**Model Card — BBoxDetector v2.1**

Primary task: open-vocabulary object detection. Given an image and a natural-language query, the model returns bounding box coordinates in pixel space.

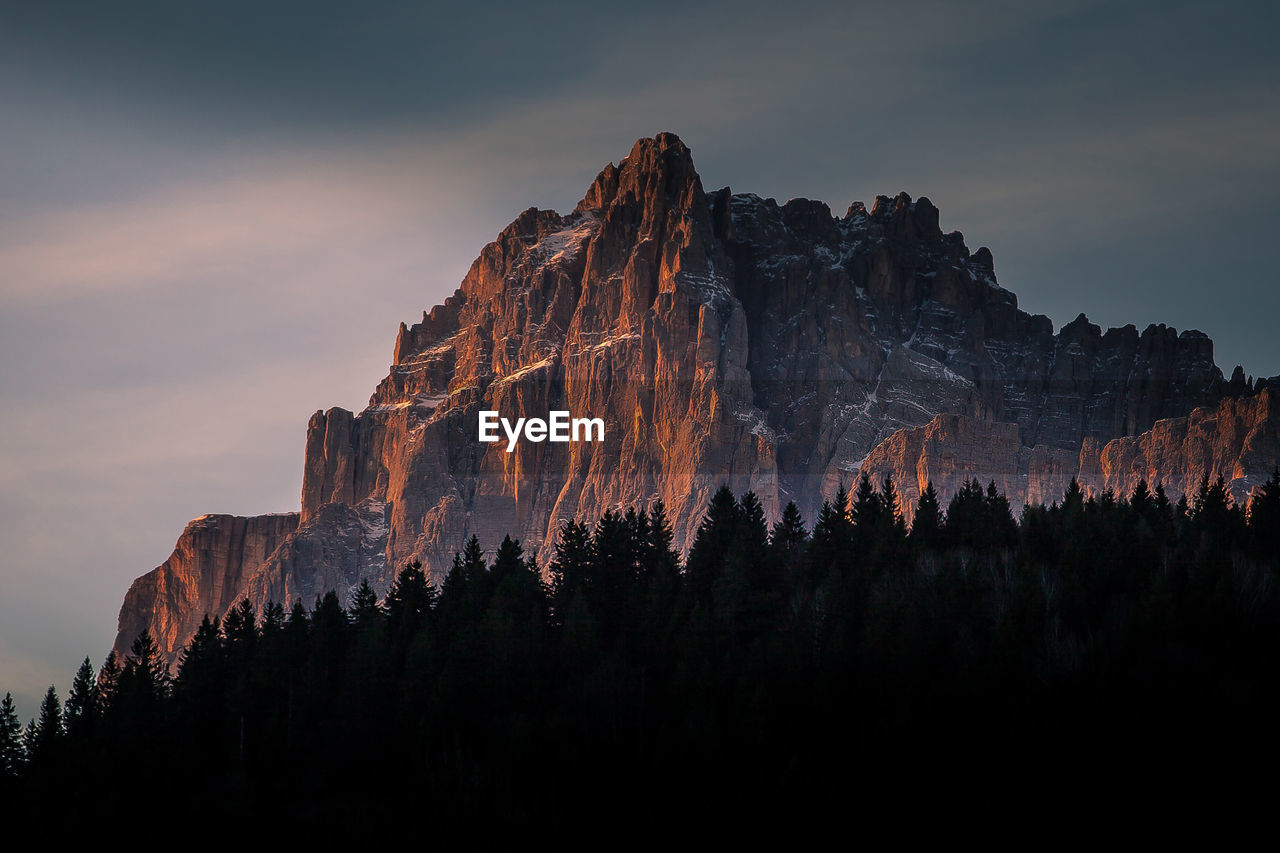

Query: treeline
[4,472,1280,829]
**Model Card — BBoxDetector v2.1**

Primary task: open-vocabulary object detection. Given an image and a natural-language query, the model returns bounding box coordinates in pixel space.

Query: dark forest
[5,472,1280,831]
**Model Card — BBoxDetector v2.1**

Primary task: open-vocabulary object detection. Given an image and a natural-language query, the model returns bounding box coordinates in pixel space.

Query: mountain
[114,133,1280,664]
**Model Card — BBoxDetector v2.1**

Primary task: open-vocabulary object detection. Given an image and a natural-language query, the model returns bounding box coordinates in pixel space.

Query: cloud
[1,151,458,303]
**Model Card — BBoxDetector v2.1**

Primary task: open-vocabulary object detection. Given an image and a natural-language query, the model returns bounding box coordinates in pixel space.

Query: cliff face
[1095,388,1279,502]
[113,513,299,661]
[114,133,1278,665]
[860,389,1279,521]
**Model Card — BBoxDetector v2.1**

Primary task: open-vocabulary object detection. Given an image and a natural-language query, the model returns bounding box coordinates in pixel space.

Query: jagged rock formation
[1095,388,1278,503]
[115,513,298,661]
[860,389,1279,522]
[114,133,1280,665]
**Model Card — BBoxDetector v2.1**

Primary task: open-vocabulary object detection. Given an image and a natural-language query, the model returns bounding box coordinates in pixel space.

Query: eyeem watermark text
[479,411,604,452]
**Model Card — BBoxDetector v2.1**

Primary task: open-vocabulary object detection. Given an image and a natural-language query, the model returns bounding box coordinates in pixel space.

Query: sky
[2,0,1278,719]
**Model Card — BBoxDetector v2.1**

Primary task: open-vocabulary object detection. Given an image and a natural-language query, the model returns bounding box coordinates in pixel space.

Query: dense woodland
[4,472,1280,829]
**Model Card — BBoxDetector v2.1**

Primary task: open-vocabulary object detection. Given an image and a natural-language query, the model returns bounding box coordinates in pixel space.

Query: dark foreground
[4,473,1280,833]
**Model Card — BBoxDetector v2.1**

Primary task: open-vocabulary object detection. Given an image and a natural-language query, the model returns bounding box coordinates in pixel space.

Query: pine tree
[549,519,594,623]
[1131,479,1152,517]
[911,482,942,548]
[811,486,854,583]
[1174,492,1190,524]
[311,591,348,646]
[645,500,682,591]
[590,510,633,632]
[944,479,988,548]
[627,508,653,584]
[489,535,543,625]
[284,599,310,674]
[175,615,224,698]
[881,476,907,535]
[1062,477,1085,516]
[30,686,64,767]
[459,535,487,581]
[733,491,770,573]
[1153,481,1172,519]
[261,601,286,637]
[307,591,349,706]
[718,491,773,640]
[490,536,528,581]
[0,693,23,777]
[439,536,489,631]
[1248,469,1280,557]
[350,579,383,628]
[21,721,36,768]
[222,598,258,662]
[65,656,99,741]
[685,486,740,607]
[985,480,1017,547]
[851,473,882,533]
[124,630,169,704]
[96,651,121,717]
[769,501,807,577]
[831,482,852,531]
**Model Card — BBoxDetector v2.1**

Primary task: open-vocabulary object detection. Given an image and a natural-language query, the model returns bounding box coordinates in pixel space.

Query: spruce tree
[549,519,594,624]
[125,630,169,704]
[590,510,633,632]
[1248,469,1280,557]
[65,656,99,741]
[851,473,882,533]
[222,599,258,662]
[262,601,286,637]
[490,536,528,581]
[718,491,772,640]
[96,651,121,717]
[1062,477,1085,516]
[645,500,682,592]
[944,479,987,548]
[489,536,541,620]
[810,486,854,584]
[984,480,1017,547]
[311,592,348,647]
[282,599,311,695]
[1131,479,1152,517]
[685,486,740,607]
[1153,481,1173,522]
[439,536,489,631]
[733,491,770,574]
[30,686,64,767]
[769,501,808,578]
[1174,493,1190,523]
[21,721,36,768]
[627,508,653,584]
[831,482,853,531]
[880,476,907,537]
[911,482,942,548]
[174,616,224,701]
[0,693,23,778]
[350,579,383,628]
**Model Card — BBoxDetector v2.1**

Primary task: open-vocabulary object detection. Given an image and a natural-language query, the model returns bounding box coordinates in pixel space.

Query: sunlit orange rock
[114,134,1275,666]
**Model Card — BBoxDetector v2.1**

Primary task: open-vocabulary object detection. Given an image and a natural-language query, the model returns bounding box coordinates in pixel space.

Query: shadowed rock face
[114,133,1277,665]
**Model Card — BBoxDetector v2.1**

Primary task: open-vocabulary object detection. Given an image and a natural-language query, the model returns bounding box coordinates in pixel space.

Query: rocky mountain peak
[574,132,701,212]
[113,133,1278,667]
